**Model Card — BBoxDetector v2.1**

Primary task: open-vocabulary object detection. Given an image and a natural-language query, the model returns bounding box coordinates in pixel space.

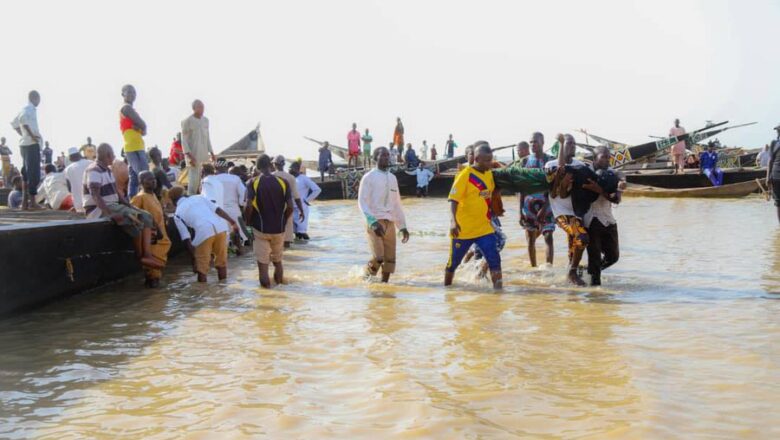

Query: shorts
[105,202,153,238]
[521,193,555,234]
[773,178,780,206]
[253,229,284,264]
[194,232,228,274]
[446,233,501,273]
[349,150,360,158]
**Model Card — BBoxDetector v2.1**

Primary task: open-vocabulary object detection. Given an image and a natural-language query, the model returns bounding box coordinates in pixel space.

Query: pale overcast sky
[1,0,778,165]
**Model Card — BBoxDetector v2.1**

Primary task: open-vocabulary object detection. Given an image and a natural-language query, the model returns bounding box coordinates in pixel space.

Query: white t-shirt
[11,103,41,147]
[37,172,70,210]
[64,159,91,213]
[412,168,434,187]
[200,175,224,208]
[213,172,246,213]
[544,158,585,218]
[174,195,229,247]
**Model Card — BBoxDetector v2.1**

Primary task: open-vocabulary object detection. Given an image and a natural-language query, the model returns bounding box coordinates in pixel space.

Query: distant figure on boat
[389,143,399,166]
[699,143,723,186]
[290,160,322,240]
[119,85,148,198]
[318,142,333,182]
[757,144,771,168]
[0,137,12,186]
[347,123,361,169]
[669,118,687,174]
[42,141,53,165]
[361,128,373,168]
[358,146,410,283]
[767,123,780,223]
[80,136,97,161]
[404,143,419,169]
[421,140,429,160]
[445,134,458,159]
[430,144,438,161]
[169,132,184,167]
[11,90,43,210]
[181,99,215,195]
[36,164,73,211]
[393,117,404,151]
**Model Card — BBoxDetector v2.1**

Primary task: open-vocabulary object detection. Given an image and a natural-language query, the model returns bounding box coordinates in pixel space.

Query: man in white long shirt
[64,147,91,213]
[10,90,43,209]
[289,161,322,240]
[170,186,238,283]
[213,161,249,249]
[272,155,305,247]
[358,147,410,282]
[181,99,215,195]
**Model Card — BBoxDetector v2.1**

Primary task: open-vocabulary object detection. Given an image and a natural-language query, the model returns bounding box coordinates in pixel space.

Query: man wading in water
[358,147,410,282]
[445,143,503,290]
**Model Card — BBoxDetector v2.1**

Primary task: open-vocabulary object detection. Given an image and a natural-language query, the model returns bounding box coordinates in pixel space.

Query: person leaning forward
[170,186,238,283]
[358,147,410,283]
[244,154,293,288]
[84,143,164,272]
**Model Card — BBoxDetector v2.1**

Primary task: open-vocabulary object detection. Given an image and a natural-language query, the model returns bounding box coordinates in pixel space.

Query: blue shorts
[446,233,501,273]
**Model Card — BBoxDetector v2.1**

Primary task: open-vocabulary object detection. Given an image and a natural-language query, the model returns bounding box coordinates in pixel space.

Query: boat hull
[624,169,765,188]
[623,180,760,198]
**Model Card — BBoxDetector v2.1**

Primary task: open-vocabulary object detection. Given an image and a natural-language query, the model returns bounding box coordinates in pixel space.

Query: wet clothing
[131,191,172,280]
[253,230,284,264]
[358,168,407,229]
[448,167,495,240]
[366,219,398,275]
[446,233,501,273]
[492,165,550,195]
[472,217,507,262]
[246,174,292,235]
[586,219,619,285]
[556,215,590,270]
[293,174,321,234]
[173,195,230,247]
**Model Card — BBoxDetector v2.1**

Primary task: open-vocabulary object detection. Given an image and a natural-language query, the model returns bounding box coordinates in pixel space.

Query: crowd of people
[5,88,780,291]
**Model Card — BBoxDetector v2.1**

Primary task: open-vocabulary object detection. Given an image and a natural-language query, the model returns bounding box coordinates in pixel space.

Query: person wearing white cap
[64,146,92,213]
[272,155,305,247]
[767,122,780,223]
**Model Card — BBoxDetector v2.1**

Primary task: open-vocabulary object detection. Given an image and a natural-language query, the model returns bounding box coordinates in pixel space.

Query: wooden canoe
[622,180,760,198]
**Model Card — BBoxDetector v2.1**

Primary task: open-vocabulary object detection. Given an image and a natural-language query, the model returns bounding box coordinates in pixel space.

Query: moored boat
[624,168,766,188]
[622,180,760,198]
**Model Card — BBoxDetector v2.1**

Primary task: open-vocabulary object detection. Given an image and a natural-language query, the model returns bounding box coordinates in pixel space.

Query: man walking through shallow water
[445,142,503,290]
[358,147,410,283]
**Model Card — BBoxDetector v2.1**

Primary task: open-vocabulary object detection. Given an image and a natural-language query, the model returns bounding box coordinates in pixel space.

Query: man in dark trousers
[584,147,623,286]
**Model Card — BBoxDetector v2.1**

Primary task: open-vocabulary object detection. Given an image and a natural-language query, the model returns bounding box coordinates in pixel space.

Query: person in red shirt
[169,132,184,166]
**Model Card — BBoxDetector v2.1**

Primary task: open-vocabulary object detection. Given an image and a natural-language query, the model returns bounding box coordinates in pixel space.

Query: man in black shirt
[244,154,293,287]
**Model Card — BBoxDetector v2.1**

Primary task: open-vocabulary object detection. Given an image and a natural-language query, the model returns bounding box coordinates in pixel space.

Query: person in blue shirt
[404,143,419,169]
[699,143,723,186]
[8,176,24,209]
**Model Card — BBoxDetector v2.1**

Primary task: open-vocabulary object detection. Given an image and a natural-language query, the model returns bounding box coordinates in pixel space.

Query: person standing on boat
[393,117,404,151]
[85,143,164,272]
[757,144,771,168]
[445,134,458,159]
[445,142,502,289]
[10,90,43,210]
[347,123,361,169]
[519,133,555,268]
[119,85,149,198]
[169,133,184,166]
[181,99,215,195]
[699,143,724,186]
[80,136,97,161]
[544,134,589,286]
[767,123,780,223]
[362,128,373,168]
[42,141,53,165]
[272,155,305,248]
[584,147,622,286]
[388,143,399,166]
[669,118,687,174]
[318,141,333,182]
[0,137,12,186]
[430,144,438,161]
[358,146,410,283]
[421,140,429,160]
[290,160,322,240]
[131,171,172,288]
[245,154,293,288]
[404,143,419,169]
[170,186,237,283]
[64,147,91,214]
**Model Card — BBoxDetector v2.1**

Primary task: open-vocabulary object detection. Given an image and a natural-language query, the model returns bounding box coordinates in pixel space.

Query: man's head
[67,146,81,162]
[289,161,302,176]
[176,132,181,142]
[201,162,216,177]
[44,164,56,175]
[448,134,453,140]
[11,176,22,190]
[365,128,370,134]
[397,117,401,123]
[161,159,171,171]
[256,154,273,174]
[529,132,544,156]
[44,141,50,148]
[465,145,476,165]
[0,137,5,145]
[121,85,136,104]
[407,143,413,151]
[674,118,680,127]
[560,134,577,163]
[87,136,92,144]
[472,141,494,172]
[516,141,530,158]
[423,140,427,145]
[138,170,157,193]
[28,90,41,107]
[374,147,390,170]
[168,186,186,205]
[96,143,115,166]
[594,146,611,170]
[352,122,357,130]
[323,141,330,148]
[148,146,162,165]
[556,133,564,144]
[418,162,425,169]
[774,123,780,135]
[273,155,285,171]
[192,99,204,118]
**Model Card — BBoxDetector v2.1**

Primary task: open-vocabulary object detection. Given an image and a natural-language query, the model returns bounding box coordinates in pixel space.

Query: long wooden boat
[624,168,765,188]
[622,180,760,198]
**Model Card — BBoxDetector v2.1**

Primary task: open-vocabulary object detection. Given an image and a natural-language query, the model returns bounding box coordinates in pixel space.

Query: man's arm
[215,207,238,232]
[180,119,193,157]
[89,182,121,222]
[449,200,460,238]
[283,186,294,224]
[121,104,146,134]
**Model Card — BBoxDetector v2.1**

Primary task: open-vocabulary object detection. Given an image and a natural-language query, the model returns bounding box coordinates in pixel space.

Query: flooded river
[1,197,779,439]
